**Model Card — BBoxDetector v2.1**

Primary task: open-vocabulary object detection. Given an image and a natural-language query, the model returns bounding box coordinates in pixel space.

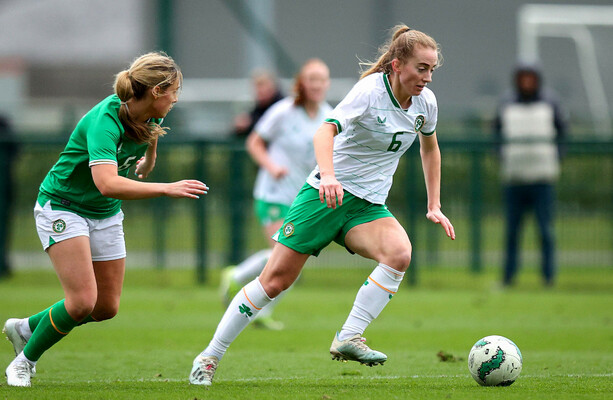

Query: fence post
[469,149,483,273]
[153,149,168,269]
[426,216,440,267]
[0,134,11,278]
[405,149,419,285]
[195,141,208,284]
[228,146,247,265]
[157,0,174,55]
[151,149,168,269]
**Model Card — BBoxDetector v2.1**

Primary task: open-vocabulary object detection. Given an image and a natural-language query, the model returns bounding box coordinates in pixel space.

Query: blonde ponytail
[113,52,182,144]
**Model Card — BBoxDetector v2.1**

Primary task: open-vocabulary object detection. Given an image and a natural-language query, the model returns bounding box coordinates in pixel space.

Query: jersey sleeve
[253,98,288,142]
[325,79,371,134]
[420,89,438,136]
[87,113,122,167]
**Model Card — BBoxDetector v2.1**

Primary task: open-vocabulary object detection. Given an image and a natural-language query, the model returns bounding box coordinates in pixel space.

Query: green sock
[28,302,97,331]
[23,299,79,362]
[27,303,57,332]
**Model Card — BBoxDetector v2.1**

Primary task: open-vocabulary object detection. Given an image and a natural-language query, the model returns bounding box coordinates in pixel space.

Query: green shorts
[254,199,291,226]
[275,184,395,256]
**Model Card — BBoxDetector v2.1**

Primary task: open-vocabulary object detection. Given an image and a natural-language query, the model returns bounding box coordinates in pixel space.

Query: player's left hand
[135,156,155,179]
[426,207,455,240]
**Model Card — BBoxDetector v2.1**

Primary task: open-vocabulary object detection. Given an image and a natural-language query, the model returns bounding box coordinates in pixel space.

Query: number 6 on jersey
[387,131,406,152]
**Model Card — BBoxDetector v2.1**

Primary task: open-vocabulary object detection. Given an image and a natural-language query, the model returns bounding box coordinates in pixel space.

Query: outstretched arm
[92,164,208,200]
[419,132,455,240]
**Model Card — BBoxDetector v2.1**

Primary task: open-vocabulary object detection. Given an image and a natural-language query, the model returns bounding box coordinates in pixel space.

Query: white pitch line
[67,372,613,384]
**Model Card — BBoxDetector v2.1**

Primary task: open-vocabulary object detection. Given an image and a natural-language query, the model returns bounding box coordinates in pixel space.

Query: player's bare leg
[330,218,411,366]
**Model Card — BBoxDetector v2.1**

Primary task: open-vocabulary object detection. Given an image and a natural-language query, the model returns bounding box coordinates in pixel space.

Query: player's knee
[92,305,119,321]
[66,296,97,321]
[261,276,291,298]
[384,247,412,272]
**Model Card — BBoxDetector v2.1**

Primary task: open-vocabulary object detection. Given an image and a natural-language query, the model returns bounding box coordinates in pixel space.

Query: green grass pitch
[1,265,612,399]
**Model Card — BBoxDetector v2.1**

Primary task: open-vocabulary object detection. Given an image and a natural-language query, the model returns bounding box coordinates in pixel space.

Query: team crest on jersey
[376,116,387,125]
[415,115,425,132]
[52,219,66,233]
[283,222,295,237]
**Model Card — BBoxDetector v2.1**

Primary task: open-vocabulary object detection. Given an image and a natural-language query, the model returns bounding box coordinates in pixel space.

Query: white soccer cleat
[3,318,29,356]
[189,355,219,386]
[3,318,36,376]
[330,332,387,366]
[5,358,34,387]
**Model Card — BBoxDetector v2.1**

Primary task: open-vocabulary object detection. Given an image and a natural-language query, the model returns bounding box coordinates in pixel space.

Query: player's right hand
[268,164,289,180]
[319,174,343,209]
[166,180,208,199]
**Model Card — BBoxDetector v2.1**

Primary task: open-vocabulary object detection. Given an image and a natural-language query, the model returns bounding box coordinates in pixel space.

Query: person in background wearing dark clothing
[0,115,16,278]
[494,62,567,287]
[232,69,284,138]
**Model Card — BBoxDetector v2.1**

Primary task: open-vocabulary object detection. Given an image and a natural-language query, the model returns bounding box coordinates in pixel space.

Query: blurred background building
[1,0,612,136]
[0,0,611,280]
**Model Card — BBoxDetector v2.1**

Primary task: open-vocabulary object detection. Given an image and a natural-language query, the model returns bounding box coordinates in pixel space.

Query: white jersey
[253,97,333,205]
[306,72,438,204]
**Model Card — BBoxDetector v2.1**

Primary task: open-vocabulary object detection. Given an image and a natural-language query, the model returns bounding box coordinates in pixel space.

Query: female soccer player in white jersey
[219,59,332,330]
[3,52,208,387]
[190,25,455,386]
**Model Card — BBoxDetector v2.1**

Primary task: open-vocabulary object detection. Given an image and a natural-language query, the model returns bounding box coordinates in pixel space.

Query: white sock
[338,263,404,341]
[15,351,36,366]
[256,288,288,319]
[233,249,272,284]
[201,278,273,360]
[19,318,33,340]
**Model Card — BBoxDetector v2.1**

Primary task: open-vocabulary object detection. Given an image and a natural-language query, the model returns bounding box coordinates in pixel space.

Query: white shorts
[34,201,126,262]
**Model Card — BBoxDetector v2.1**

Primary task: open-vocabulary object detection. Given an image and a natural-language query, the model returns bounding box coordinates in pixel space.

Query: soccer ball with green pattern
[468,335,522,386]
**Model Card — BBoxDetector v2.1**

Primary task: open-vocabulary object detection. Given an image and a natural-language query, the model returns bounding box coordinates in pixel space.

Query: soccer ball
[467,335,522,386]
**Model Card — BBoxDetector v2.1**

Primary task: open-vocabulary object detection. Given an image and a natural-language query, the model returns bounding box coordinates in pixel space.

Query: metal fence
[1,135,612,283]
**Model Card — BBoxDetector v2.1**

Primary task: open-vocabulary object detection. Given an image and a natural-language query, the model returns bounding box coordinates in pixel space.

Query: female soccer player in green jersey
[189,25,455,386]
[3,52,208,387]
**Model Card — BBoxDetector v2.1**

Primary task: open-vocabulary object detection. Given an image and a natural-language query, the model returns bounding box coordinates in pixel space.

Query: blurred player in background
[494,62,567,287]
[190,25,455,386]
[232,69,284,138]
[3,52,208,387]
[220,59,332,330]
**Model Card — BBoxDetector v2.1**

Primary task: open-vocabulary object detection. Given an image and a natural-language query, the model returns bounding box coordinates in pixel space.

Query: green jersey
[38,94,158,219]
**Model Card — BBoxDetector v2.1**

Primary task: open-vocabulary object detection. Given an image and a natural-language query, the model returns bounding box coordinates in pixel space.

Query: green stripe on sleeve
[325,118,342,133]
